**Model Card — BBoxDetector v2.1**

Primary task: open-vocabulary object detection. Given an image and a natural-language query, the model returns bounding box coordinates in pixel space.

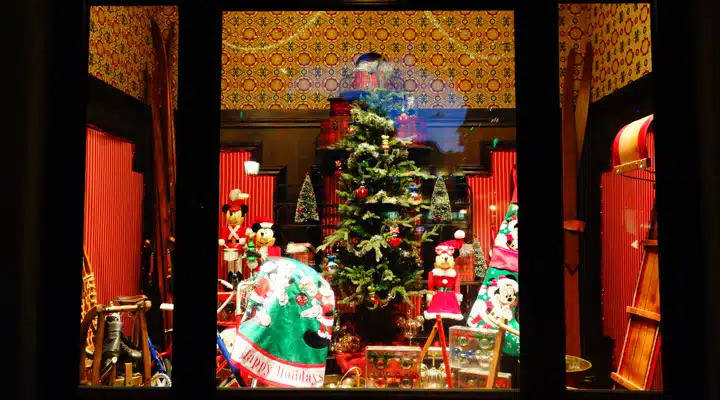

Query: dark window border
[35,0,704,397]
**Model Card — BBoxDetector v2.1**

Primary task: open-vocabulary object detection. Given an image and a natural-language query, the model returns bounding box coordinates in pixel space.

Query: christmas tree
[473,236,488,279]
[429,176,452,222]
[317,89,437,310]
[295,173,320,223]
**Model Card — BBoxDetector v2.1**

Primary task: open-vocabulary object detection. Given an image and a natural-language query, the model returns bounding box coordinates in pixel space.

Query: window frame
[38,0,688,398]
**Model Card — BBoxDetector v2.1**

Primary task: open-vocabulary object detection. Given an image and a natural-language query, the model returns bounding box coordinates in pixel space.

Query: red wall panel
[467,151,517,261]
[601,133,661,388]
[218,150,276,279]
[83,128,144,307]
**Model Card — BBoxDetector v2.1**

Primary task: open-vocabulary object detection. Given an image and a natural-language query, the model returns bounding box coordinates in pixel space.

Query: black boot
[100,314,123,377]
[119,334,144,364]
[119,340,143,369]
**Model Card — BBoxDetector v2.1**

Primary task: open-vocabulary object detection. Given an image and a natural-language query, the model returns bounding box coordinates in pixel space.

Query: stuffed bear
[219,189,250,286]
[424,230,465,321]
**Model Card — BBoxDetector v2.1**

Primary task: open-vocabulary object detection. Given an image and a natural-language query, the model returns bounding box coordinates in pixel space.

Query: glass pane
[558,3,659,391]
[81,6,178,388]
[216,10,521,390]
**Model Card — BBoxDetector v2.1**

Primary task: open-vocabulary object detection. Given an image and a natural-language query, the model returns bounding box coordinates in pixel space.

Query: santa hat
[435,230,467,255]
[496,275,519,291]
[253,216,274,229]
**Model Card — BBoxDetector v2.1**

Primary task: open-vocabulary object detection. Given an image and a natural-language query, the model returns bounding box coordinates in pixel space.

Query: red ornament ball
[335,170,342,177]
[388,236,402,247]
[348,128,355,134]
[355,186,369,199]
[295,293,308,306]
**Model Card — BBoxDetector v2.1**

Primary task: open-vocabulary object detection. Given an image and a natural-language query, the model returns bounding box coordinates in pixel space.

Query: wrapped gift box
[456,243,475,282]
[449,326,498,371]
[457,369,512,389]
[285,242,316,267]
[365,346,422,389]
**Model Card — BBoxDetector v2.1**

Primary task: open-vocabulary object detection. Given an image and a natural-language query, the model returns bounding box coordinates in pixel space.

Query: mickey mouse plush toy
[249,217,282,265]
[219,189,250,286]
[424,230,466,321]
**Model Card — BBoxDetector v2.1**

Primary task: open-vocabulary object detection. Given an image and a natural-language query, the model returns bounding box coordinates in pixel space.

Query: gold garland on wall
[222,11,324,52]
[222,11,514,62]
[422,11,514,62]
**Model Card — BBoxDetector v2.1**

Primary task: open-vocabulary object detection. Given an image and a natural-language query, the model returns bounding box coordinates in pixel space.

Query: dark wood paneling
[215,0,517,11]
[86,74,151,143]
[221,108,516,128]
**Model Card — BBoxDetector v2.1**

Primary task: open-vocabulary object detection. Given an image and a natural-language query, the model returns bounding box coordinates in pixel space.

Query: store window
[79,6,178,388]
[215,10,522,390]
[558,3,659,392]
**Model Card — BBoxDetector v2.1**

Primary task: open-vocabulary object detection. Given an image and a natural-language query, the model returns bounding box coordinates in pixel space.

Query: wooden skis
[561,41,593,356]
[148,21,177,334]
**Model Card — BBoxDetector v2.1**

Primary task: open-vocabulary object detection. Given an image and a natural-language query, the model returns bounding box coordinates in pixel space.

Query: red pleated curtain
[84,127,144,333]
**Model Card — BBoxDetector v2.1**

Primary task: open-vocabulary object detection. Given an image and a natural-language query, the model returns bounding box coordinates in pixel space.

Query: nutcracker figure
[424,230,466,321]
[219,189,250,286]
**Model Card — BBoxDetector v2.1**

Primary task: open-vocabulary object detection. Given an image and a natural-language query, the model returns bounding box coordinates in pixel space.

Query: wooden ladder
[610,203,661,390]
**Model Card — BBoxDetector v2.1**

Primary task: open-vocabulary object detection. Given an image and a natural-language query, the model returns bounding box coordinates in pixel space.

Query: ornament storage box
[456,243,475,282]
[457,369,512,389]
[365,346,422,389]
[449,326,498,371]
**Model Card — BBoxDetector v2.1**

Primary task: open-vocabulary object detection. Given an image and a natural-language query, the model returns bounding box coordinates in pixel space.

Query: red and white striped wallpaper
[467,151,518,260]
[83,127,144,307]
[600,133,661,388]
[218,150,276,279]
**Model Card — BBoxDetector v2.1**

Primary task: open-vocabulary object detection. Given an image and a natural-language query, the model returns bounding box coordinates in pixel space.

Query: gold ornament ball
[341,377,356,387]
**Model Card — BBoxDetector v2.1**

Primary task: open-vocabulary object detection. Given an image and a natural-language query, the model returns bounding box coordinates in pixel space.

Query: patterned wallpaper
[221,11,516,110]
[559,4,652,104]
[89,6,650,109]
[88,7,153,101]
[88,6,178,104]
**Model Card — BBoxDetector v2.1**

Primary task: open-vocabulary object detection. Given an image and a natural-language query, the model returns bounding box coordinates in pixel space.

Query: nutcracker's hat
[226,188,248,213]
[228,200,244,212]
